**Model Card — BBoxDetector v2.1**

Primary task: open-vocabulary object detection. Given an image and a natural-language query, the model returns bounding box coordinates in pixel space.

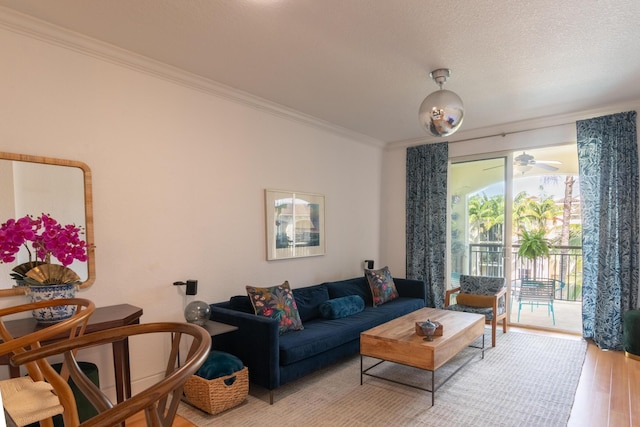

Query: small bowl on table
[418,321,437,341]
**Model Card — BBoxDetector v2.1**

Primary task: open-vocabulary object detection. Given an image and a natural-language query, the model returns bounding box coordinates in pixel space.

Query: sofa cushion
[246,281,304,334]
[324,277,373,306]
[447,304,497,320]
[365,266,399,306]
[229,295,254,314]
[319,295,365,319]
[278,297,425,365]
[293,284,330,322]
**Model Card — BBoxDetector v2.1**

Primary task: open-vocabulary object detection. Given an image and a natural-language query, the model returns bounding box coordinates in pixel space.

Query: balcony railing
[466,243,583,302]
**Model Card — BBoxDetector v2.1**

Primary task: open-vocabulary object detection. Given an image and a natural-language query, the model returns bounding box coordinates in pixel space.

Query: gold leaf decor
[11,261,46,276]
[25,264,80,285]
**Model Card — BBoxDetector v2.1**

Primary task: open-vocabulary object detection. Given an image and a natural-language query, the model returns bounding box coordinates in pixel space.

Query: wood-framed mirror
[0,152,95,296]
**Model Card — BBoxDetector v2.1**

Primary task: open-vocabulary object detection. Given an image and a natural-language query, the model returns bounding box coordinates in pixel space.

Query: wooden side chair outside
[445,275,508,347]
[11,322,212,427]
[0,298,95,427]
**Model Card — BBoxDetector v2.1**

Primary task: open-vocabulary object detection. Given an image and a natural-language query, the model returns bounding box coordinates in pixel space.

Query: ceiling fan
[482,151,562,173]
[514,152,561,173]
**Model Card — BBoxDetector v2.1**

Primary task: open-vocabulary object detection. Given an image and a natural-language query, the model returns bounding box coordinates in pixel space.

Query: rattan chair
[0,298,95,427]
[11,322,212,427]
[445,275,507,347]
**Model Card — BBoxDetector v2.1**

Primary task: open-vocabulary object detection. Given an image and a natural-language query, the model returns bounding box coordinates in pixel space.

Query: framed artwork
[265,189,325,260]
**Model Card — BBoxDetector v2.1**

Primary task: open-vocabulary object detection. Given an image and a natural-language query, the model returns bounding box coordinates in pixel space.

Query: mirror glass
[0,152,95,296]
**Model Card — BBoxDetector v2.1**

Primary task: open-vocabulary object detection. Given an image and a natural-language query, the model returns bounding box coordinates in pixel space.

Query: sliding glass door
[448,146,582,333]
[449,157,511,290]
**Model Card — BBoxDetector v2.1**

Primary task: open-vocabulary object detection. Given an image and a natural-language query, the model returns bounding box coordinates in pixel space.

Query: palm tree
[468,193,504,242]
[557,176,576,282]
[518,195,561,231]
[512,191,531,235]
[513,191,557,279]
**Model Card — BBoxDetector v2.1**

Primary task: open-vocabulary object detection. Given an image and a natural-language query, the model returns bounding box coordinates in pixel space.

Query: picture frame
[265,189,325,260]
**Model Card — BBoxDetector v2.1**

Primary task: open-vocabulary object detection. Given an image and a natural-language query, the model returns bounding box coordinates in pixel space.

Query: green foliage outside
[518,228,551,278]
[466,189,581,245]
[518,229,551,259]
[463,180,582,287]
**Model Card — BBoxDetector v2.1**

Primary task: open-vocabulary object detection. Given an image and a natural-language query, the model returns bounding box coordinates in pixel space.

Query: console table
[0,303,143,404]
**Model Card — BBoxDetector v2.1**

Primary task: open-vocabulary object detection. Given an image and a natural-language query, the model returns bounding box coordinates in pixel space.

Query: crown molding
[0,7,385,149]
[386,101,640,152]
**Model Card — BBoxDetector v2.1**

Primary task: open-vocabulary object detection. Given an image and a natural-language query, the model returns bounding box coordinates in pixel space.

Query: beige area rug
[178,330,587,426]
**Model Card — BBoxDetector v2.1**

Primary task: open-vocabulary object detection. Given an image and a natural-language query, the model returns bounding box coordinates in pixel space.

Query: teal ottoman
[623,309,640,360]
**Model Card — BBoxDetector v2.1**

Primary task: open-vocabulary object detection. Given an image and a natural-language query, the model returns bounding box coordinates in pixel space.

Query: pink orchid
[0,214,89,267]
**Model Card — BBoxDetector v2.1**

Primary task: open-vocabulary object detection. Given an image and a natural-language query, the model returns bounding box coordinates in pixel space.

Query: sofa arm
[209,306,281,391]
[394,278,428,305]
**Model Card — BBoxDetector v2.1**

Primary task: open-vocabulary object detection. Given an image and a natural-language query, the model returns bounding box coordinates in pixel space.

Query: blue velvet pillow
[319,295,365,319]
[195,351,244,381]
[293,284,330,322]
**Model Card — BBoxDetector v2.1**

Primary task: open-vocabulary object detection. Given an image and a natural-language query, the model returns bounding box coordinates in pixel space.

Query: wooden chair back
[12,322,212,427]
[0,298,95,427]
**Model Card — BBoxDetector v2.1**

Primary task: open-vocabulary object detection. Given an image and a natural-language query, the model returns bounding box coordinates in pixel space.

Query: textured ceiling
[1,0,640,144]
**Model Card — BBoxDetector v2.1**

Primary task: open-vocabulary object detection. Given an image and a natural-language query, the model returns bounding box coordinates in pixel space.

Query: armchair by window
[444,275,507,347]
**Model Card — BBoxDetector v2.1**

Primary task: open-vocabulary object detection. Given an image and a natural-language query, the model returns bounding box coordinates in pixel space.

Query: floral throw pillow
[246,281,304,334]
[365,266,399,307]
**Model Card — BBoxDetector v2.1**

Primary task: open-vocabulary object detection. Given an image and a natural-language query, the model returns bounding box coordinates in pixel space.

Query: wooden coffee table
[360,307,485,405]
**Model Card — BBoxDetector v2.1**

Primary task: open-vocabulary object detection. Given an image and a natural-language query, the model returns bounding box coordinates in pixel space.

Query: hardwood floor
[568,341,640,427]
[125,412,196,427]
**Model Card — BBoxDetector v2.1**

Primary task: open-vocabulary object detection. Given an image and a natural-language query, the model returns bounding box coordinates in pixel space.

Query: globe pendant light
[418,68,464,137]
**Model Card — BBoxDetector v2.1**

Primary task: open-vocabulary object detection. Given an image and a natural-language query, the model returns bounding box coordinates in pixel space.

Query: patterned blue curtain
[406,142,448,308]
[577,111,639,350]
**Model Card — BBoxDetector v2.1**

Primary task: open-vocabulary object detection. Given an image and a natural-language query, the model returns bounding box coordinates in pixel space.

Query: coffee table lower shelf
[359,307,486,407]
[360,335,484,406]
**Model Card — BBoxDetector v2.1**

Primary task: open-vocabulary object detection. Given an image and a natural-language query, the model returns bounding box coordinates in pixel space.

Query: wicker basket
[183,366,249,415]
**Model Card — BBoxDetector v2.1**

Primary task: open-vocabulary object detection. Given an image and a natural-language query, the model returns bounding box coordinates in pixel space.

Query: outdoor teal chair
[510,279,521,312]
[517,279,556,325]
[552,279,566,298]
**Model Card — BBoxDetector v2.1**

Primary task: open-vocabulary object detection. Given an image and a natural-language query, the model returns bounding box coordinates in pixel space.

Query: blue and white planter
[27,283,77,323]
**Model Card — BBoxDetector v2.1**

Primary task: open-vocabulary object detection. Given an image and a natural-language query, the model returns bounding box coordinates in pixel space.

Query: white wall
[0,24,383,392]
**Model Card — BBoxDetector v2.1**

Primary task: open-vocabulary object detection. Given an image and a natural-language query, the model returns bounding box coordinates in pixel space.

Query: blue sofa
[209,276,427,403]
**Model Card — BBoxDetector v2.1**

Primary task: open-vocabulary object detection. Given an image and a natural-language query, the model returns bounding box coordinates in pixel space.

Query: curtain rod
[448,121,575,145]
